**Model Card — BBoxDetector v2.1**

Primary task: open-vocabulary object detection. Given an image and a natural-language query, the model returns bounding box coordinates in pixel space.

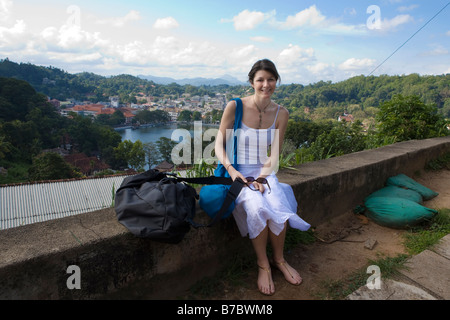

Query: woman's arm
[259,106,289,178]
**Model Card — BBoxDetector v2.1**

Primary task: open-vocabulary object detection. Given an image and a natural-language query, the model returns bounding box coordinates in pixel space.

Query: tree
[114,140,146,171]
[0,134,12,159]
[143,141,160,169]
[28,152,77,181]
[177,110,192,122]
[156,137,177,163]
[110,109,126,126]
[306,121,366,160]
[376,95,449,142]
[192,111,202,121]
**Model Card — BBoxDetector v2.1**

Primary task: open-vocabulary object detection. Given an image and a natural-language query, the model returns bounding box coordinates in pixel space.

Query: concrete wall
[1,136,449,300]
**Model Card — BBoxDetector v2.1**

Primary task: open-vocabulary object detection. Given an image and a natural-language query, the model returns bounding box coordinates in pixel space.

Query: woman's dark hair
[248,59,281,84]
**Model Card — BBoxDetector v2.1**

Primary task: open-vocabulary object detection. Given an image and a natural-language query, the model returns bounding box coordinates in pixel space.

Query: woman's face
[251,70,277,99]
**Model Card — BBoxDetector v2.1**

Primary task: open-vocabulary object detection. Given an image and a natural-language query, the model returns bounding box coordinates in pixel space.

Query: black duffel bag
[114,169,244,244]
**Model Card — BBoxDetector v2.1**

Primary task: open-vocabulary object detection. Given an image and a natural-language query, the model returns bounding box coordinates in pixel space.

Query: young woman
[215,59,311,295]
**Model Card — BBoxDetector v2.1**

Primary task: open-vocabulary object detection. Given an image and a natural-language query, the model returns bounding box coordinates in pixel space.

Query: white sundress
[232,105,311,239]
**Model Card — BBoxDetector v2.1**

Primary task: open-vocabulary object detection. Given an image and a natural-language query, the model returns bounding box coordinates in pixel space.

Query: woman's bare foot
[273,260,302,285]
[257,265,275,295]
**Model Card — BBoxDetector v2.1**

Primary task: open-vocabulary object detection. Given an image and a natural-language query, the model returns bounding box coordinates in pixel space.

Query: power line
[368,1,450,76]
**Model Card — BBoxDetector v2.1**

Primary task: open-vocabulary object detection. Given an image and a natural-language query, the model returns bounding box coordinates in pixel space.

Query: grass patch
[285,228,316,250]
[403,208,450,255]
[425,152,450,171]
[319,253,409,300]
[320,208,450,300]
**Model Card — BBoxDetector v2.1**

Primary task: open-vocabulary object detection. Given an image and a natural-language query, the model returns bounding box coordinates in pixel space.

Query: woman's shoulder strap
[231,98,243,129]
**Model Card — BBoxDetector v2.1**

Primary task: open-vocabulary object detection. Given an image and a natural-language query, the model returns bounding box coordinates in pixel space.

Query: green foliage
[275,74,450,123]
[285,120,334,148]
[295,121,367,162]
[114,140,146,171]
[376,95,449,142]
[177,110,193,122]
[403,209,450,255]
[1,58,449,183]
[130,109,170,125]
[28,152,80,181]
[182,159,216,181]
[156,137,178,163]
[425,152,450,171]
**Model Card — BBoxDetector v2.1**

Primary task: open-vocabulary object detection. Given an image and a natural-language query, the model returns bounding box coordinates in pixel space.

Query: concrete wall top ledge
[0,208,127,269]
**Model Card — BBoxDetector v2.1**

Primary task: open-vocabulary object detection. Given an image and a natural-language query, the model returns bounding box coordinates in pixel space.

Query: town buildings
[57,93,227,124]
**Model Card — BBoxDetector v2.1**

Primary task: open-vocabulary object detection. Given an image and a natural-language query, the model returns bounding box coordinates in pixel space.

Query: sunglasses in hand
[245,177,271,194]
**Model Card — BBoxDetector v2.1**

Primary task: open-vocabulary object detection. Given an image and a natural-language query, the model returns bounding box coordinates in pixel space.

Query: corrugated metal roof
[0,175,132,230]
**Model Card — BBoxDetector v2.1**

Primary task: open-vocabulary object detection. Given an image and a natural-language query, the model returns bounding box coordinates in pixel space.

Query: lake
[117,122,220,170]
[116,122,219,144]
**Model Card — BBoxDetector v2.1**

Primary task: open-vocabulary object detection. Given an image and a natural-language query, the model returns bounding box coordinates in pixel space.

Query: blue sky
[0,0,449,84]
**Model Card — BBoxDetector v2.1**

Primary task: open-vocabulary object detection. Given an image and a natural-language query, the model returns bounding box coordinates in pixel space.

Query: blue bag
[199,98,243,219]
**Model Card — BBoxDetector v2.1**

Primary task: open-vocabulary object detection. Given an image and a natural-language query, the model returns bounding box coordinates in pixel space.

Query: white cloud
[278,44,315,65]
[230,9,271,31]
[274,44,316,79]
[380,14,413,30]
[97,10,141,27]
[0,19,27,48]
[321,23,366,36]
[229,44,258,61]
[250,36,272,43]
[338,58,376,71]
[116,40,149,64]
[307,62,330,74]
[0,0,13,23]
[48,51,103,63]
[397,5,419,13]
[274,5,365,36]
[225,44,259,73]
[121,36,224,68]
[420,45,449,57]
[153,17,179,30]
[56,24,108,51]
[280,5,326,29]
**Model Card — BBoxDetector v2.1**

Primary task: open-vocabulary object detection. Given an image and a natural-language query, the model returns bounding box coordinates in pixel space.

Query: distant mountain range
[137,74,246,86]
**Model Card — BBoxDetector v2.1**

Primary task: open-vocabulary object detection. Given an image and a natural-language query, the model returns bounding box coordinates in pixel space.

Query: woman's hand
[251,181,265,194]
[227,166,247,184]
[228,166,265,193]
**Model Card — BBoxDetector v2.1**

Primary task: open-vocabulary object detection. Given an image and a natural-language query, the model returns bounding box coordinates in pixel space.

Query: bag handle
[176,175,233,185]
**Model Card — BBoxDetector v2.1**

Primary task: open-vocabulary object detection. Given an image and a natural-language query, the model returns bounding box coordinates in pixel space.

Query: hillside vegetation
[0,58,448,183]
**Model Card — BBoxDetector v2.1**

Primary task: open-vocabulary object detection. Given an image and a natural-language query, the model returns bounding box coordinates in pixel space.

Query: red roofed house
[63,104,135,124]
[338,113,354,123]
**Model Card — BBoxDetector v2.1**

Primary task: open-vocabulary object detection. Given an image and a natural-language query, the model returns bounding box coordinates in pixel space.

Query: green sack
[386,174,438,200]
[365,186,423,204]
[364,196,437,229]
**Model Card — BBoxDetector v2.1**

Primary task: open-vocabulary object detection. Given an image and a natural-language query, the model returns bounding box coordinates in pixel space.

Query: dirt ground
[207,169,450,300]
